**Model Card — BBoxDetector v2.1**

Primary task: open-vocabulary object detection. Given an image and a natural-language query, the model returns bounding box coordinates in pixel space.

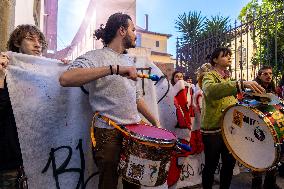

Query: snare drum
[118,124,177,186]
[222,97,284,172]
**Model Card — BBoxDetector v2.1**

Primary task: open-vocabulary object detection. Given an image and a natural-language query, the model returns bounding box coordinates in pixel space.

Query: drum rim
[221,104,281,172]
[122,124,177,146]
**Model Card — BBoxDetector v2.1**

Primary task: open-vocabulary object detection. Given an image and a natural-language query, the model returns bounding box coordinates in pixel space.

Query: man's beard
[123,34,136,49]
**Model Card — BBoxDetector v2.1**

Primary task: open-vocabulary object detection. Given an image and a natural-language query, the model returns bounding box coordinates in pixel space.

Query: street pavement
[186,172,284,189]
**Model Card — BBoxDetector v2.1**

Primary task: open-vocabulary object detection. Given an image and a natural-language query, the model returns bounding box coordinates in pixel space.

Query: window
[156,41,159,47]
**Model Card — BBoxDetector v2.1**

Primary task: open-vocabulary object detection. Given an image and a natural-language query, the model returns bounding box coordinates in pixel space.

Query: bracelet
[116,65,119,75]
[109,65,113,75]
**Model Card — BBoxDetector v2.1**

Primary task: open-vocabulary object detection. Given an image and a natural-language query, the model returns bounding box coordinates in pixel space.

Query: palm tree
[175,12,231,79]
[175,11,205,44]
[202,15,230,37]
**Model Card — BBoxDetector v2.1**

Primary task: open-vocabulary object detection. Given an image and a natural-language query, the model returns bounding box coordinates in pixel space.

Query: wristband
[116,65,119,75]
[109,65,113,75]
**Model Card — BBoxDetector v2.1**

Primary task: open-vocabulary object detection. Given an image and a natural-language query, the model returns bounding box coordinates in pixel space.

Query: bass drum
[222,98,284,172]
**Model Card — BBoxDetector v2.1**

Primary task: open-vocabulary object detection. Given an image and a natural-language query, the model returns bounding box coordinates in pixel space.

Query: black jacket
[0,79,23,171]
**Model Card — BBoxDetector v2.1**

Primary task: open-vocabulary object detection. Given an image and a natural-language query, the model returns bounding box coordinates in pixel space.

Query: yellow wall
[230,30,256,81]
[150,54,174,64]
[139,32,168,53]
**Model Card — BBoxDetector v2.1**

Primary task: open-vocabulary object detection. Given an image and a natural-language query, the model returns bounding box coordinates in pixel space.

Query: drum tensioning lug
[175,145,183,152]
[267,162,282,172]
[258,114,265,119]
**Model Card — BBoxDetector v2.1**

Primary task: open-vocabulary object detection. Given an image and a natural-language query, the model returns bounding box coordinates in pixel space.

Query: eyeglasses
[261,72,273,76]
[24,36,43,46]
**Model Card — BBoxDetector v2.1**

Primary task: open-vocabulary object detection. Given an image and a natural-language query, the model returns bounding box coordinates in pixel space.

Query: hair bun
[94,24,105,40]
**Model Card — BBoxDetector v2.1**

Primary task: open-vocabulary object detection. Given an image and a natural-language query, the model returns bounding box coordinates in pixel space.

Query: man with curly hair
[60,13,160,189]
[0,24,47,189]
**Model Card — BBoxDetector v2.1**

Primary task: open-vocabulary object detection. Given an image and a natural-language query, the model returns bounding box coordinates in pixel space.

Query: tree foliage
[175,11,231,79]
[239,0,284,75]
[175,11,230,44]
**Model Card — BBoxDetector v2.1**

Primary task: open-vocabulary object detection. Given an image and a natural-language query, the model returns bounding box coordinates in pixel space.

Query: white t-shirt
[69,47,142,129]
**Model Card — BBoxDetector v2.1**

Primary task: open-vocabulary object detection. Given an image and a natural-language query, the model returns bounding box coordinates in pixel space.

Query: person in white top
[59,13,160,189]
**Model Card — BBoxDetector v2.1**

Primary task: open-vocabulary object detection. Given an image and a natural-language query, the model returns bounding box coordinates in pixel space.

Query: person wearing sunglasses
[252,66,280,189]
[254,65,276,93]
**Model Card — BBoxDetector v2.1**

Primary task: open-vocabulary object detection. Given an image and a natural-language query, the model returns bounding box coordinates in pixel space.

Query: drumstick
[137,73,160,81]
[176,140,191,152]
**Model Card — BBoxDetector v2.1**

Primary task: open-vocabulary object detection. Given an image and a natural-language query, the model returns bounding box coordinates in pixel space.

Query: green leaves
[175,11,230,44]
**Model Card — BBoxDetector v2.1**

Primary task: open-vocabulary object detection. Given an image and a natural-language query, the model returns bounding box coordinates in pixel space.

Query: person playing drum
[251,66,282,189]
[59,13,160,189]
[200,47,265,189]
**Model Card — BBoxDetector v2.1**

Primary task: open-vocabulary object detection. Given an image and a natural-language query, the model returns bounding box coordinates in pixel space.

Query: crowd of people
[1,12,284,189]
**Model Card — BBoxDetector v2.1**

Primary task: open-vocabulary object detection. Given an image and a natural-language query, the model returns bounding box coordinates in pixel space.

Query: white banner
[6,51,243,189]
[6,52,97,189]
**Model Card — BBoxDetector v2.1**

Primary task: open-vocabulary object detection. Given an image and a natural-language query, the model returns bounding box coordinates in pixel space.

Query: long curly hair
[7,24,47,52]
[94,12,132,46]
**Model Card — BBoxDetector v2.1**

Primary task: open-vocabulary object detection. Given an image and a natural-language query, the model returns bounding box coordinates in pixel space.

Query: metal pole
[234,20,237,80]
[259,8,262,68]
[240,19,243,81]
[247,27,249,81]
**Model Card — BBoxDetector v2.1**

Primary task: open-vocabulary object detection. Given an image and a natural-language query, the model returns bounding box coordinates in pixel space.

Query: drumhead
[124,124,176,145]
[222,105,278,171]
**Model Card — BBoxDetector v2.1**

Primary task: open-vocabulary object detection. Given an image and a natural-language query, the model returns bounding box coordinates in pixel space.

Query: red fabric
[167,152,181,187]
[174,88,191,129]
[167,133,204,186]
[189,130,204,154]
[167,139,191,186]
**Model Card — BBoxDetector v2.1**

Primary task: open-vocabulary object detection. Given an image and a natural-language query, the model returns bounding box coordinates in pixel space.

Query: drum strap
[90,112,130,147]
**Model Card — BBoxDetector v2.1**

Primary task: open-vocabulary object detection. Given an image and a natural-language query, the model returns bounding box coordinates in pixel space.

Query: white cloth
[6,52,97,189]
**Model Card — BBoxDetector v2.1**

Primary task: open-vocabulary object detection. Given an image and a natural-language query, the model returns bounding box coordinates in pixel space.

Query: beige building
[230,30,257,81]
[136,16,175,78]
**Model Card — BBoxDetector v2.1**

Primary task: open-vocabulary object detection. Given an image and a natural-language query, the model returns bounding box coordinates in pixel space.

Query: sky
[58,0,251,55]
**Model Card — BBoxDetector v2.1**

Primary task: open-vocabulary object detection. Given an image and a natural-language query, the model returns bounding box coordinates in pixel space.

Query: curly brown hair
[7,24,47,52]
[94,12,132,46]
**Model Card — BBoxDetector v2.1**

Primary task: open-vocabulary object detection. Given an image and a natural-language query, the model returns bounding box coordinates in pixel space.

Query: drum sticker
[119,154,127,170]
[272,111,284,132]
[126,155,161,185]
[254,126,265,141]
[128,163,145,180]
[233,110,243,128]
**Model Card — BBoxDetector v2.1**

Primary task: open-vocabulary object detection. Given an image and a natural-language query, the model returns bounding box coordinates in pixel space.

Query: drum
[118,123,177,186]
[222,94,284,172]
